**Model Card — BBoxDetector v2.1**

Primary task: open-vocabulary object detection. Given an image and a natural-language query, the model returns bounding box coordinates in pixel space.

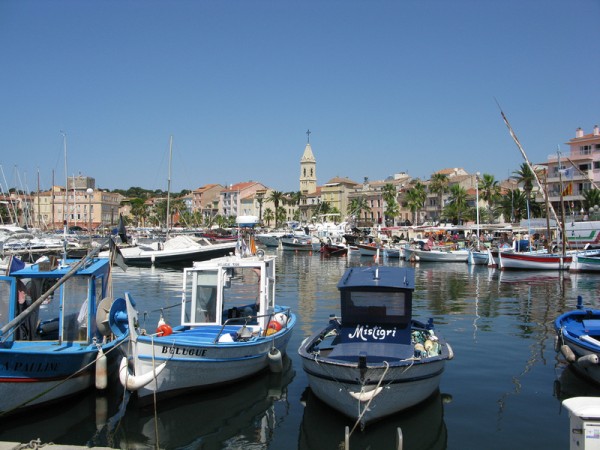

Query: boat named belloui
[120,244,296,401]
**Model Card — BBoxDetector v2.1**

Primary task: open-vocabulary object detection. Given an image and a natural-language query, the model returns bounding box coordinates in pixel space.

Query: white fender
[268,348,283,373]
[95,348,107,390]
[349,386,383,402]
[119,357,167,391]
[578,353,599,367]
[446,343,454,360]
[561,345,576,363]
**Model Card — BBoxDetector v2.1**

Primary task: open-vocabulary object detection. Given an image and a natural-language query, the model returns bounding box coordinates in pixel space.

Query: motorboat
[406,247,469,263]
[99,235,237,267]
[320,242,348,257]
[0,251,133,415]
[298,265,453,428]
[120,244,296,402]
[281,233,315,251]
[555,296,600,385]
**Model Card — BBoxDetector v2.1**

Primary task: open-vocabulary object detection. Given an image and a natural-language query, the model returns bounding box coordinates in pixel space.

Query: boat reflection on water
[298,388,449,450]
[118,356,295,449]
[554,364,600,402]
[498,269,571,285]
[0,393,110,446]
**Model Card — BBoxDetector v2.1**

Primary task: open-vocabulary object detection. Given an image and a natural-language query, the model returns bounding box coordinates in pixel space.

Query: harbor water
[2,248,600,449]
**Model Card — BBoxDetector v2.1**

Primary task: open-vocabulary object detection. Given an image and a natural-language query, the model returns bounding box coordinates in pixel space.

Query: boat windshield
[341,290,411,327]
[188,270,218,324]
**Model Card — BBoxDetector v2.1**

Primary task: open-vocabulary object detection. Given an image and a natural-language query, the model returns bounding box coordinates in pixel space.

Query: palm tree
[444,184,469,224]
[276,206,287,227]
[479,173,501,223]
[130,198,148,227]
[267,191,285,227]
[513,163,537,221]
[498,189,528,223]
[582,188,600,220]
[262,208,274,227]
[381,183,399,226]
[348,196,370,225]
[428,173,449,222]
[405,182,427,225]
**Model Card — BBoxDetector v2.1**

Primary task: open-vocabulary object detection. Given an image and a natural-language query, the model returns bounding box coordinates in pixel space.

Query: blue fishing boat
[0,252,133,415]
[555,296,600,385]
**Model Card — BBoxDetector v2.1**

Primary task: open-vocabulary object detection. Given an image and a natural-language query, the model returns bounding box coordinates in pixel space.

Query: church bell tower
[299,129,317,194]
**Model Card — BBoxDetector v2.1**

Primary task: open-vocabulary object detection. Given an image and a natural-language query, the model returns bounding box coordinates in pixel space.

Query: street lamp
[86,188,93,237]
[589,205,599,220]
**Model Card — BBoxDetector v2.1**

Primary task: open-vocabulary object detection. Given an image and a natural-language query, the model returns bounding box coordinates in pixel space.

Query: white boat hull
[570,254,600,272]
[410,248,469,262]
[128,326,293,400]
[301,358,446,424]
[499,251,571,270]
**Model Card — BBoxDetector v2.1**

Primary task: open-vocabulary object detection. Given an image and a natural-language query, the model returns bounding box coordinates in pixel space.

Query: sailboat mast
[61,131,68,261]
[166,135,173,237]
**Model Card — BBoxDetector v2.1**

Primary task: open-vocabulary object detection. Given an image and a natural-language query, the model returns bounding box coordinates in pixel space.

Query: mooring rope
[349,361,390,435]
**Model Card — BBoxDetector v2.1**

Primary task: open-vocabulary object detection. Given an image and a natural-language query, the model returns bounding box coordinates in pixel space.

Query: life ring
[156,324,173,337]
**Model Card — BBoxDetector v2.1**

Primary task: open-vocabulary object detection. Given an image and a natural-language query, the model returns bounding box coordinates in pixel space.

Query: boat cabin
[336,266,415,347]
[182,255,277,332]
[0,257,110,345]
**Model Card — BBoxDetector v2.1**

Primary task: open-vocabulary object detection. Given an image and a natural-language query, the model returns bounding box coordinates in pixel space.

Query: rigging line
[563,155,600,191]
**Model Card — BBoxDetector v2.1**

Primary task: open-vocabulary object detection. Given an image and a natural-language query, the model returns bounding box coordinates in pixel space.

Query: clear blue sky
[1,0,599,194]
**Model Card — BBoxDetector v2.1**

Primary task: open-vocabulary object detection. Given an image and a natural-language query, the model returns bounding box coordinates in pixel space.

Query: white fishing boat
[298,265,453,428]
[120,243,296,402]
[498,250,571,270]
[407,247,469,263]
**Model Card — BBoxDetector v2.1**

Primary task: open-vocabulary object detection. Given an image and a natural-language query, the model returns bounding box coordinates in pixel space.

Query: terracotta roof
[325,176,360,186]
[222,181,259,192]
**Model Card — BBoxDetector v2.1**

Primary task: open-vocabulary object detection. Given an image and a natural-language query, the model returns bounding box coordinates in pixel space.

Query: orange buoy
[267,320,282,333]
[156,324,173,337]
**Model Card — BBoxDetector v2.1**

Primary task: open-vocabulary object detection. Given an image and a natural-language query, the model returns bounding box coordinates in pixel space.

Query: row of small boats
[0,237,454,431]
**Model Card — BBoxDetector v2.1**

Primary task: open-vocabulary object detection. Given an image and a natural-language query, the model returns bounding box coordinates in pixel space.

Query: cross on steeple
[306,129,311,143]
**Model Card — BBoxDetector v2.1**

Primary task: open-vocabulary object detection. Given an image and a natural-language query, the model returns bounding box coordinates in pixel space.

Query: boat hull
[281,241,314,251]
[299,333,450,426]
[499,252,571,270]
[570,254,600,272]
[467,249,489,265]
[128,321,295,401]
[355,244,381,257]
[410,248,469,262]
[0,336,126,414]
[118,242,236,266]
